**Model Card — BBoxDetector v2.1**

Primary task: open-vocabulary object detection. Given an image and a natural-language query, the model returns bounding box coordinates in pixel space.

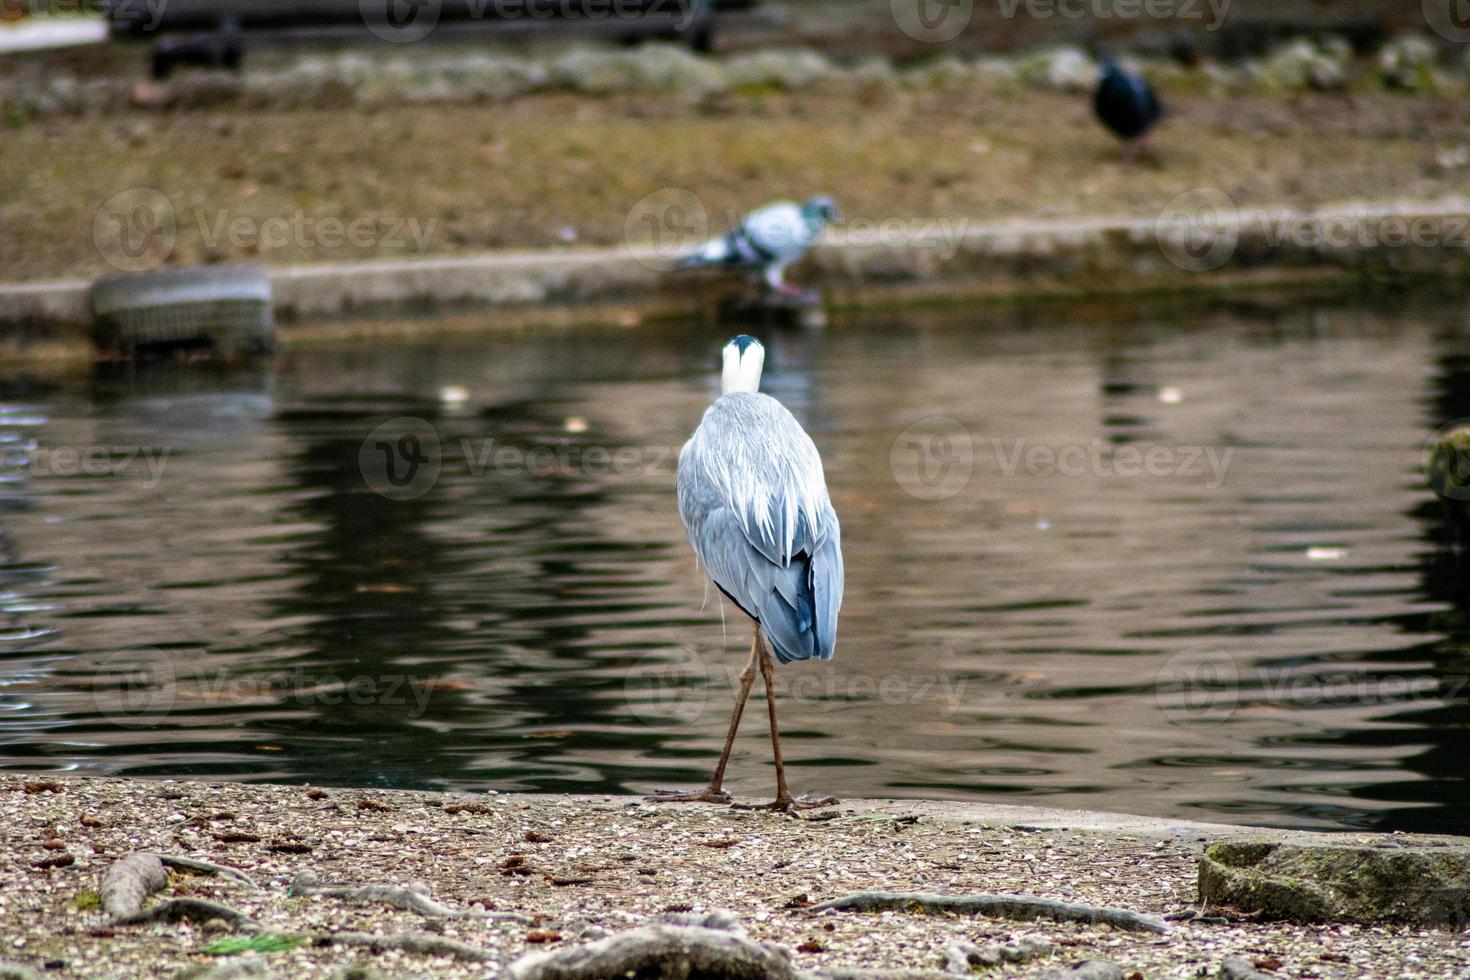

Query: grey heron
[650,335,844,812]
[675,198,838,298]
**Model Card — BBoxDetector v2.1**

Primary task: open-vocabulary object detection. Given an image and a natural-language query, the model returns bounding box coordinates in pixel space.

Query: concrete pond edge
[4,198,1470,358]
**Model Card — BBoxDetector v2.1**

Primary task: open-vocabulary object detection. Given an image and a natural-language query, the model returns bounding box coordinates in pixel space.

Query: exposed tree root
[812,971,953,980]
[809,892,1170,935]
[289,872,528,923]
[114,897,258,932]
[944,936,1052,973]
[100,852,168,919]
[504,925,799,980]
[1034,962,1125,980]
[655,909,743,932]
[314,930,495,964]
[158,854,258,889]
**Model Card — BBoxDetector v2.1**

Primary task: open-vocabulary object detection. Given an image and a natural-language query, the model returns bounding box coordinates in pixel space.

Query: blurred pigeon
[676,197,838,296]
[1094,58,1162,157]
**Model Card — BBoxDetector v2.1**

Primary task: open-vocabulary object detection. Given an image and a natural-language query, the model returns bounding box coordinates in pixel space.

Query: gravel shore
[2,776,1465,978]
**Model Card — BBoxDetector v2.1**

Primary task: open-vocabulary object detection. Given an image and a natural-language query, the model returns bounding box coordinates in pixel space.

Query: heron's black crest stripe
[729,335,760,353]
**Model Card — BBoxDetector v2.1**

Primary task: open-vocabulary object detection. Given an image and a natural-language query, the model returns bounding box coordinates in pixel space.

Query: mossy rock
[1200,839,1470,927]
[1427,425,1470,536]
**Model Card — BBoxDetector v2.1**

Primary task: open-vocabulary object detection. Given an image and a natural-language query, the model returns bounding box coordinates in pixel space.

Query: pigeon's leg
[646,631,760,805]
[734,635,839,814]
[763,263,802,297]
[1136,131,1162,166]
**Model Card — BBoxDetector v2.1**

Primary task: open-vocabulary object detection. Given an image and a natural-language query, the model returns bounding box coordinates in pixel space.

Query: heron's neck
[721,350,764,394]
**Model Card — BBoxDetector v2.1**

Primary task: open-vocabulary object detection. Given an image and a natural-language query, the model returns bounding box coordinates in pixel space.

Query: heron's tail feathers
[757,535,843,665]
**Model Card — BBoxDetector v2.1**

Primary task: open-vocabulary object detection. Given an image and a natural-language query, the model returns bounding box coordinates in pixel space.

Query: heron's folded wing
[696,508,820,664]
[809,511,843,661]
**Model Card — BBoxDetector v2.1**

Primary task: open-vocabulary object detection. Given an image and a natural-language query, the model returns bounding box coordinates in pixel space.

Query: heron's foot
[733,793,839,814]
[645,787,733,805]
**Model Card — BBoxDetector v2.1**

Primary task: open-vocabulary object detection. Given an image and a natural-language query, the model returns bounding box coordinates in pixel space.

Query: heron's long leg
[735,635,838,813]
[646,631,761,805]
[705,634,761,792]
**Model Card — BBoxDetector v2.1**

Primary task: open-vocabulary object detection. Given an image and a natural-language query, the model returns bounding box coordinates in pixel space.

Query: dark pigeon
[1094,58,1163,144]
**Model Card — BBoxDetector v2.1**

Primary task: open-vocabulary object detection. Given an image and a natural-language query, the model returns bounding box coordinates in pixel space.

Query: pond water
[2,289,1468,835]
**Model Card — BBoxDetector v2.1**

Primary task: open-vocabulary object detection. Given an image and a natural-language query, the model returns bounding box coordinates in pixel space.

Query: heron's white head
[721,335,765,395]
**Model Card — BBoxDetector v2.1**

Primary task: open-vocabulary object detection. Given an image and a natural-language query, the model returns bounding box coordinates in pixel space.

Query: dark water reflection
[2,290,1469,834]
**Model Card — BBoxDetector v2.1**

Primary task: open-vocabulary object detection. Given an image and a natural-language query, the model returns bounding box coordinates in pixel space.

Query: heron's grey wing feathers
[690,509,819,663]
[678,393,842,664]
[810,511,843,658]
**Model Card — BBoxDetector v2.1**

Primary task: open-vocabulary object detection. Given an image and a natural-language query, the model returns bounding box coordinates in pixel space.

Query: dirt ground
[1,776,1466,978]
[3,78,1469,284]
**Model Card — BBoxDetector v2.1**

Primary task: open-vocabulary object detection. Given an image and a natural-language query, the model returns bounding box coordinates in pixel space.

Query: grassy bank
[4,78,1469,284]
